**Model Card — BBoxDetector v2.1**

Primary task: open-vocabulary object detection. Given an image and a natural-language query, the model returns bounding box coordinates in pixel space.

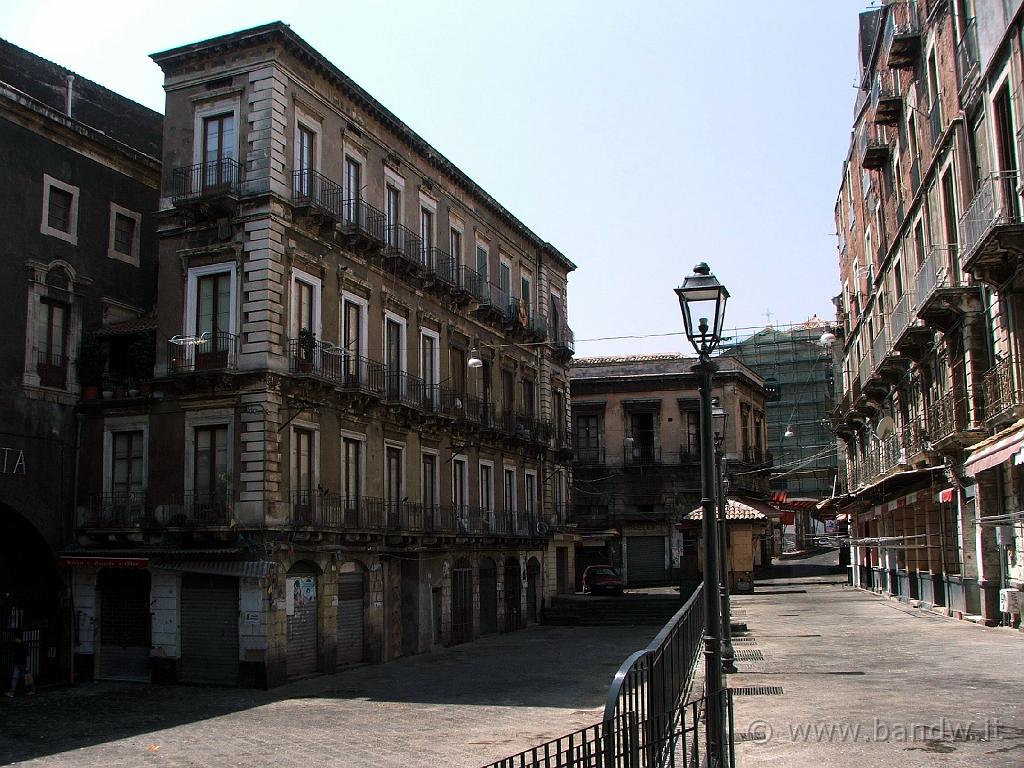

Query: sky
[1,0,868,357]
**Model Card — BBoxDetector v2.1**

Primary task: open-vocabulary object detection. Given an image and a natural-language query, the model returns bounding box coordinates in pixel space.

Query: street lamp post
[712,401,738,674]
[675,262,729,768]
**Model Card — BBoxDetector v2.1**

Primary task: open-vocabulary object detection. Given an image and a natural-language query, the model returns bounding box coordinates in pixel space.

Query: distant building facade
[831,0,1024,627]
[0,40,161,683]
[568,354,770,589]
[65,23,577,687]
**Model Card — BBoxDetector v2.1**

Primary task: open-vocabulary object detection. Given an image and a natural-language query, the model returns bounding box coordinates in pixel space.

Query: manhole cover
[734,649,764,661]
[732,686,784,696]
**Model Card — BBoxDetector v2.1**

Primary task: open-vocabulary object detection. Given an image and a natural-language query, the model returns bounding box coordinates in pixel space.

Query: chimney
[65,74,74,118]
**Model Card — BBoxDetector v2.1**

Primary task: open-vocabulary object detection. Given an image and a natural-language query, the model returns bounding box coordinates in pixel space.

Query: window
[450,346,466,395]
[385,315,405,399]
[450,227,462,268]
[553,389,566,442]
[37,298,68,388]
[111,430,145,497]
[521,271,532,305]
[894,261,904,300]
[421,330,439,388]
[341,435,363,507]
[107,204,141,265]
[499,259,512,299]
[525,471,537,517]
[293,427,314,521]
[422,452,438,510]
[575,413,602,462]
[194,270,232,369]
[40,175,79,244]
[740,403,751,458]
[479,462,494,520]
[521,379,535,417]
[420,207,434,267]
[294,280,314,336]
[480,360,492,405]
[552,469,566,521]
[295,123,316,197]
[202,113,235,188]
[502,369,515,417]
[341,292,368,383]
[385,444,404,517]
[343,156,361,222]
[627,411,657,462]
[476,244,489,283]
[386,185,401,244]
[453,457,468,526]
[503,466,517,514]
[194,425,229,504]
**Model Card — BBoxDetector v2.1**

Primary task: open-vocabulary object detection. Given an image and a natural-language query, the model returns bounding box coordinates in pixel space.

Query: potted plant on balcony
[75,336,106,401]
[297,327,315,373]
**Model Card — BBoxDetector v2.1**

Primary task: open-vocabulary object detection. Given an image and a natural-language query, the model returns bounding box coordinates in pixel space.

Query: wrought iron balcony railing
[340,198,386,243]
[81,491,148,528]
[624,443,661,465]
[959,171,1023,270]
[171,158,241,204]
[870,68,902,123]
[382,224,424,270]
[882,0,920,67]
[927,387,968,444]
[956,18,980,91]
[167,331,238,374]
[551,325,575,354]
[384,369,428,408]
[574,446,605,465]
[292,169,343,218]
[37,349,67,389]
[162,488,233,527]
[982,358,1024,422]
[891,292,913,341]
[913,244,960,313]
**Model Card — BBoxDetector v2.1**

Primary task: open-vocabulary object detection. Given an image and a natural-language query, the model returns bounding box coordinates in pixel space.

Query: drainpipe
[64,75,74,118]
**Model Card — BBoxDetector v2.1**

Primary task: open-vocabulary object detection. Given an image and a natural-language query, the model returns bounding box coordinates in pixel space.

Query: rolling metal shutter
[451,565,472,645]
[336,573,364,666]
[98,570,151,682]
[479,562,498,635]
[626,536,667,586]
[180,574,239,686]
[287,576,318,678]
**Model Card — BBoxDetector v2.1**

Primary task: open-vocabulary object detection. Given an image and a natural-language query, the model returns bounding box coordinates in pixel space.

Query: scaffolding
[719,317,838,498]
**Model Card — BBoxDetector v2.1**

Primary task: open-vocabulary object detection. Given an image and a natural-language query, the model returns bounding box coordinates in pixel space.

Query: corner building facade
[71,23,577,687]
[832,0,1024,628]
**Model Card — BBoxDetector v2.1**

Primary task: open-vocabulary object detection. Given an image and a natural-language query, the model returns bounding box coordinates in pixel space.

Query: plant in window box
[297,327,316,373]
[75,336,107,400]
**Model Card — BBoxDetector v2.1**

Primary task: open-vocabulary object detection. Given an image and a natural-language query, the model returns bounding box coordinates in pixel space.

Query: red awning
[938,488,955,503]
[964,423,1024,476]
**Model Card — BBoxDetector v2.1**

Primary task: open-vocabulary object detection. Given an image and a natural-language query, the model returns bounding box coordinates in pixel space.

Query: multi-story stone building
[831,0,1024,627]
[0,40,161,684]
[68,23,577,686]
[568,354,770,590]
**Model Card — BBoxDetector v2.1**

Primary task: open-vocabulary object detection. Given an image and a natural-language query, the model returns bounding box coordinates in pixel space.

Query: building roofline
[151,22,576,273]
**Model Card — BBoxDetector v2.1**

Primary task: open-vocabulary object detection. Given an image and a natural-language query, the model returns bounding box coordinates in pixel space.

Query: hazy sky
[1,0,867,356]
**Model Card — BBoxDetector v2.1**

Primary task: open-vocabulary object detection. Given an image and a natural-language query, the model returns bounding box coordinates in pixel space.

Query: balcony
[424,248,457,291]
[859,124,892,169]
[958,171,1024,286]
[956,18,980,93]
[162,489,233,527]
[384,369,428,409]
[506,299,547,342]
[167,331,238,374]
[929,100,943,147]
[37,349,67,389]
[474,283,510,325]
[292,169,342,223]
[740,447,772,467]
[381,224,425,275]
[551,325,575,359]
[573,446,605,465]
[286,338,386,397]
[882,1,921,69]
[500,412,551,445]
[982,358,1024,427]
[871,69,902,125]
[171,159,241,209]
[913,244,981,329]
[338,198,386,249]
[623,442,661,466]
[80,491,148,529]
[927,386,977,449]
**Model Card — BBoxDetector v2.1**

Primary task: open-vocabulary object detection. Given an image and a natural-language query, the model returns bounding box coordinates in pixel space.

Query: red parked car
[582,565,624,595]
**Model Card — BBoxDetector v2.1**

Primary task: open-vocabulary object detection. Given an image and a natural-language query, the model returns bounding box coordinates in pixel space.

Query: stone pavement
[0,624,656,768]
[728,550,1024,767]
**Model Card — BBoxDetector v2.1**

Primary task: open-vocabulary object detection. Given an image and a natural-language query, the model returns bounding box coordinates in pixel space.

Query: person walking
[5,632,34,698]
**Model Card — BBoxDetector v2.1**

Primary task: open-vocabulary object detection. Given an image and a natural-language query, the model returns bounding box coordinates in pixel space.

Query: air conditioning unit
[999,588,1023,614]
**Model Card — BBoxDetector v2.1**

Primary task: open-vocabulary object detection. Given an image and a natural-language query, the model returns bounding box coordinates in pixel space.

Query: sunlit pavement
[729,550,1024,767]
[0,624,658,768]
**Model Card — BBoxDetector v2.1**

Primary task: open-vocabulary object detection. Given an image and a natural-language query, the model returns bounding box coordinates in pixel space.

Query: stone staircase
[543,593,684,626]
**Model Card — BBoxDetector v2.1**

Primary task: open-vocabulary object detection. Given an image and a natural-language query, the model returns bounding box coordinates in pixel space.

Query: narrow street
[730,550,1024,767]
[0,624,653,768]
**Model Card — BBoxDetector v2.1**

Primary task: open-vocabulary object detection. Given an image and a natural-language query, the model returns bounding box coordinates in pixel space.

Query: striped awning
[151,558,275,579]
[964,421,1024,477]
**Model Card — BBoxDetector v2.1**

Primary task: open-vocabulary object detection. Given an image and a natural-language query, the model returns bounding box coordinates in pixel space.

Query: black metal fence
[481,694,732,768]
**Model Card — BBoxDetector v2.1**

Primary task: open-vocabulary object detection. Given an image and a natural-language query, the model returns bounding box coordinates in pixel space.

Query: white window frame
[479,459,495,515]
[384,440,406,506]
[340,290,369,358]
[503,463,517,513]
[192,98,240,166]
[290,418,321,497]
[183,408,235,496]
[290,268,322,340]
[420,328,441,386]
[40,174,79,245]
[421,448,440,507]
[340,430,366,502]
[106,203,142,266]
[384,310,408,374]
[184,262,238,339]
[102,416,150,495]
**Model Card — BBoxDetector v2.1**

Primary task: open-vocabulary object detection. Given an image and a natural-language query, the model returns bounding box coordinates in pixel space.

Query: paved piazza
[1,624,655,768]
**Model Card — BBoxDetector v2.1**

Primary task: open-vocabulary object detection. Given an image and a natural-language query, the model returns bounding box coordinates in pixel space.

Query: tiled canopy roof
[685,498,768,522]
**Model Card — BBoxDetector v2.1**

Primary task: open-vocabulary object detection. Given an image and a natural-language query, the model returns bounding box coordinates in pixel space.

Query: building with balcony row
[0,39,162,685]
[831,0,1024,627]
[568,354,771,590]
[9,22,579,687]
